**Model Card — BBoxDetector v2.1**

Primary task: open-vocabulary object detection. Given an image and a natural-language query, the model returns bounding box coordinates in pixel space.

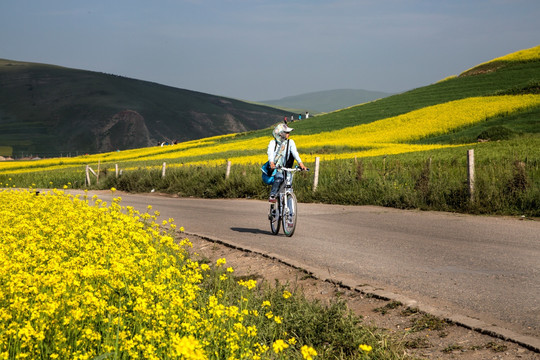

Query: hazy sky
[1,0,539,101]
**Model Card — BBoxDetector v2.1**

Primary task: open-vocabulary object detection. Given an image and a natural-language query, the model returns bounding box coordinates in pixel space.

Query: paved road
[82,191,540,347]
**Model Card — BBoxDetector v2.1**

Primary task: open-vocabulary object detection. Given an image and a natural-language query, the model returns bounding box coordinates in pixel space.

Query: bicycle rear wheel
[269,201,280,235]
[282,192,297,237]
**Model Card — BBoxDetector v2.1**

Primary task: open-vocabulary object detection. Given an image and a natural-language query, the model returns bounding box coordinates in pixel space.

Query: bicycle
[268,166,308,237]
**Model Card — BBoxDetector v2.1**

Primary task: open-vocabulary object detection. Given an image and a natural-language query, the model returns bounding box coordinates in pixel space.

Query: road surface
[78,191,540,349]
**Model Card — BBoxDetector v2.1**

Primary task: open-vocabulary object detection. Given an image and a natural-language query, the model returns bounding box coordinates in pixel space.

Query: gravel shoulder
[186,233,538,360]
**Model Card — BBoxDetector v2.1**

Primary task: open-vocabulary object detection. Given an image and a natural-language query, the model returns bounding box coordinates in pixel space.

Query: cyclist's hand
[299,163,308,171]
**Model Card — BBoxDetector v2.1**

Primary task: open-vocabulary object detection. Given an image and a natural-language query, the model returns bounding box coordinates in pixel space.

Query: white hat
[273,123,294,141]
[282,124,294,132]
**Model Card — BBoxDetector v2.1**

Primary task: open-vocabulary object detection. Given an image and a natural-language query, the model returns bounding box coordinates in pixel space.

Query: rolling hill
[0,59,290,157]
[1,46,539,215]
[260,89,393,114]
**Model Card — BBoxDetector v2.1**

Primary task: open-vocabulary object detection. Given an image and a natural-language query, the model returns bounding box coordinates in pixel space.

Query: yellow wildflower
[301,345,318,360]
[272,339,289,354]
[359,344,372,353]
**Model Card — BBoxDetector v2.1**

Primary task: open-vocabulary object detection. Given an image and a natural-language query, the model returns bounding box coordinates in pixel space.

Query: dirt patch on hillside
[186,234,538,360]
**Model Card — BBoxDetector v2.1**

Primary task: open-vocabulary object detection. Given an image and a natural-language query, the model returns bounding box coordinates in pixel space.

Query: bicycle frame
[269,166,305,236]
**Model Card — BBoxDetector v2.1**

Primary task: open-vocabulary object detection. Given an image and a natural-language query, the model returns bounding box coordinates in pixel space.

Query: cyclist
[267,123,307,202]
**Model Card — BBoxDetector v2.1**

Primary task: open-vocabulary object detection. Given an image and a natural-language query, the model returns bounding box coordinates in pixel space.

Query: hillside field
[0,59,289,156]
[1,45,539,215]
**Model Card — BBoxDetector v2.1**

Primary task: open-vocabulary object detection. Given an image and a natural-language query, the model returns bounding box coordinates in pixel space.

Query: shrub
[477,126,515,141]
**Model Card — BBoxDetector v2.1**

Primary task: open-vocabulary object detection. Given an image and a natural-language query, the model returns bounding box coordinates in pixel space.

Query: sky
[1,1,539,101]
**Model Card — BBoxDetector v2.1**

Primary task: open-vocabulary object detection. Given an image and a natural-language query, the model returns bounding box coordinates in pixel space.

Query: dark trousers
[270,171,284,197]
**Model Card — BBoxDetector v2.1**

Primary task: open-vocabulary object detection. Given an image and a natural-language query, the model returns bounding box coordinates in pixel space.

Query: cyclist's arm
[289,140,307,170]
[267,140,277,168]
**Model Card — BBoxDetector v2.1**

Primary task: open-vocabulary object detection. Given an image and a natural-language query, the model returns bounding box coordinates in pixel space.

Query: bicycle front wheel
[282,192,297,237]
[269,201,280,235]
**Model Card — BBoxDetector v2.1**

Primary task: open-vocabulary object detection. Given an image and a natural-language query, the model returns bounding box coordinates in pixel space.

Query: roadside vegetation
[2,46,539,215]
[1,45,539,359]
[0,188,406,359]
[2,93,539,215]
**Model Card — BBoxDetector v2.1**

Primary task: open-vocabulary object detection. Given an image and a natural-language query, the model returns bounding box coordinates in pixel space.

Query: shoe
[269,195,277,203]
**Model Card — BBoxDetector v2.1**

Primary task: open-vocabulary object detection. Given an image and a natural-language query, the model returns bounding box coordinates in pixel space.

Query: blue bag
[261,161,277,185]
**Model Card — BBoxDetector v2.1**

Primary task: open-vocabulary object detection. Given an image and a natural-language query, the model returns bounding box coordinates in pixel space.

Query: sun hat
[273,123,294,141]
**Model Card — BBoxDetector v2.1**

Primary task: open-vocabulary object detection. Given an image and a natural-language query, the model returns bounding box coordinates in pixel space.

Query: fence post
[225,160,231,179]
[467,149,475,201]
[86,165,91,186]
[313,157,320,192]
[162,162,167,178]
[97,160,101,184]
[115,164,119,178]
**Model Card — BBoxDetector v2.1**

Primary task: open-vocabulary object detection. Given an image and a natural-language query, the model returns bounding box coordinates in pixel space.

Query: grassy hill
[0,59,289,157]
[1,45,539,215]
[286,59,540,139]
[260,89,393,114]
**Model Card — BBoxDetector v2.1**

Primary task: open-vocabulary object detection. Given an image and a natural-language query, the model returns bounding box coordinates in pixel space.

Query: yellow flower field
[460,44,540,75]
[0,188,317,359]
[124,94,540,167]
[483,44,540,64]
[1,94,539,175]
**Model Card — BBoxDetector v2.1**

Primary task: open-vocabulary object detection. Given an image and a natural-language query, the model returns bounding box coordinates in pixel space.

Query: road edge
[186,231,540,353]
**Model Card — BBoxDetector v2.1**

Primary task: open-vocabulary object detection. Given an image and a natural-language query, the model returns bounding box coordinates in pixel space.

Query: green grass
[1,52,539,358]
[286,60,540,136]
[4,134,537,216]
[2,56,539,216]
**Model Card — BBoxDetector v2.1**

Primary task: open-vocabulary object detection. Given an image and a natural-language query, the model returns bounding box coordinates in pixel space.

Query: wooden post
[225,160,231,179]
[86,165,91,186]
[467,149,475,201]
[313,157,320,192]
[97,160,101,184]
[162,162,167,178]
[115,164,119,178]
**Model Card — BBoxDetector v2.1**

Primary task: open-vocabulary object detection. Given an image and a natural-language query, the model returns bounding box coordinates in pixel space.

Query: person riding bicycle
[267,123,307,202]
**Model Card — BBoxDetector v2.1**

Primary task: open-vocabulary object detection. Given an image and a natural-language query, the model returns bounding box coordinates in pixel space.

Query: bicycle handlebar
[277,165,309,172]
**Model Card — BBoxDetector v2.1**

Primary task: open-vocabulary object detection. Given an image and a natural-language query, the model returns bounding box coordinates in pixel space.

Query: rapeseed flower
[272,339,289,353]
[359,344,373,353]
[0,188,308,359]
[3,95,539,176]
[238,279,257,290]
[301,345,318,360]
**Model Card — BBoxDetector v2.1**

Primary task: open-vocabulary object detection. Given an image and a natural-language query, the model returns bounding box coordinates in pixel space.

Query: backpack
[276,140,294,167]
[261,140,294,185]
[261,161,277,185]
[284,140,295,168]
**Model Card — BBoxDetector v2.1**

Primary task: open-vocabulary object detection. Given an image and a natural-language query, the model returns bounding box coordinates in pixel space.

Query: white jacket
[267,139,303,167]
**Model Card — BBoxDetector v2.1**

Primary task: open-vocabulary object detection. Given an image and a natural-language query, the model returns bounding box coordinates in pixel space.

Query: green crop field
[1,45,539,216]
[1,45,540,360]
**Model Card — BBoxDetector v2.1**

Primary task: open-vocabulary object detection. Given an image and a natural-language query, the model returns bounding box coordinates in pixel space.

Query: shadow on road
[230,227,274,236]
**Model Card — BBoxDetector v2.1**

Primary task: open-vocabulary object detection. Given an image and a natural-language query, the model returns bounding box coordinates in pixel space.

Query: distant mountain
[0,59,289,157]
[260,89,393,114]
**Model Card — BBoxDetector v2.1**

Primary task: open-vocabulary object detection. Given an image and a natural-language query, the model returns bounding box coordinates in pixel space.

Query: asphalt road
[81,191,540,347]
